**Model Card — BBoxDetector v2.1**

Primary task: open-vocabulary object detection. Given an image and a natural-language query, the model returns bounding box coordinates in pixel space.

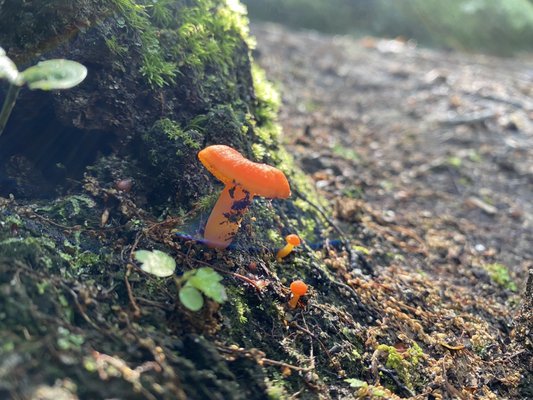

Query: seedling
[134,249,227,312]
[177,267,227,311]
[0,47,87,136]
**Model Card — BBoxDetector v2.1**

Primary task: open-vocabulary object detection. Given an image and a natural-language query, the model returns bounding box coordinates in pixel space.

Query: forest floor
[252,22,533,398]
[2,19,533,400]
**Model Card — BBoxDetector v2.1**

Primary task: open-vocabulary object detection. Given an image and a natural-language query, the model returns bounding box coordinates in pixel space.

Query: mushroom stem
[276,244,294,262]
[204,183,253,248]
[288,294,301,309]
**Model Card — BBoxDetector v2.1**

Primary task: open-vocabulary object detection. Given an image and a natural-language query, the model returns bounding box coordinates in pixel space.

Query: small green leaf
[0,47,20,85]
[345,378,368,388]
[134,249,176,277]
[179,286,204,311]
[187,267,227,303]
[192,267,223,282]
[21,59,87,90]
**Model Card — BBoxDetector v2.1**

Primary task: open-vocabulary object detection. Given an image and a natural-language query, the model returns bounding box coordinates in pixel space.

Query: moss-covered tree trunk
[0,1,328,399]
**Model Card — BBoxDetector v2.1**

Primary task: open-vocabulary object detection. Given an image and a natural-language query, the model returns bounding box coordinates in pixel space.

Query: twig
[216,344,314,372]
[439,110,497,126]
[378,367,416,398]
[125,263,141,318]
[62,284,104,333]
[461,90,530,110]
[261,357,313,372]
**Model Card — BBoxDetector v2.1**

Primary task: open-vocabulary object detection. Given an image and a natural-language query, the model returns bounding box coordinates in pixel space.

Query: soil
[252,22,533,398]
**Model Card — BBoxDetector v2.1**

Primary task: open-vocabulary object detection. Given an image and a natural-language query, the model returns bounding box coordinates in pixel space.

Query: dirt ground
[252,22,532,398]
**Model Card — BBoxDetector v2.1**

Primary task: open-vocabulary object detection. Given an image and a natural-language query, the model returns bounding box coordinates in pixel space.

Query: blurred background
[243,0,533,56]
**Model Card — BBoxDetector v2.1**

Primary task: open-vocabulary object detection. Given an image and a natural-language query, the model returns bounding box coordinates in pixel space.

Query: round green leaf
[187,267,227,303]
[179,286,204,311]
[21,59,87,90]
[134,249,176,277]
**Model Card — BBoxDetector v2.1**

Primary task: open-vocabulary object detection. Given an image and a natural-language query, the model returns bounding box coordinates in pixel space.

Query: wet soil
[252,22,533,398]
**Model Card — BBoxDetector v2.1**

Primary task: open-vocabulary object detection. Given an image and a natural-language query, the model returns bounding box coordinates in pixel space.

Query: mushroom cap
[290,280,308,296]
[198,145,291,198]
[285,234,301,246]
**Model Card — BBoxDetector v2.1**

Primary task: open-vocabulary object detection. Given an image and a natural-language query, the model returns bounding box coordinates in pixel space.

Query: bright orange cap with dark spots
[198,145,291,198]
[198,145,291,249]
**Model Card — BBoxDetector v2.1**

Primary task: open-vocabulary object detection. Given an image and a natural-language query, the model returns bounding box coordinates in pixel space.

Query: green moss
[193,192,220,214]
[267,229,281,243]
[2,213,23,226]
[149,0,174,26]
[484,263,517,291]
[227,287,250,325]
[0,235,57,254]
[57,326,85,351]
[153,118,201,153]
[105,36,128,57]
[251,63,281,125]
[174,0,251,66]
[377,343,425,390]
[144,118,203,166]
[265,379,287,400]
[110,0,177,88]
[34,195,96,226]
[61,237,101,272]
[251,142,267,160]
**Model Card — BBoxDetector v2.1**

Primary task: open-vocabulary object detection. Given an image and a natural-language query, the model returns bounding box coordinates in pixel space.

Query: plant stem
[0,83,21,137]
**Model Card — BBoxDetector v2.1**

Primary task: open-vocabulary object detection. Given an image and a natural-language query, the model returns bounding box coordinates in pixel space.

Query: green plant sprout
[344,378,388,398]
[0,47,87,136]
[177,267,227,311]
[134,249,227,312]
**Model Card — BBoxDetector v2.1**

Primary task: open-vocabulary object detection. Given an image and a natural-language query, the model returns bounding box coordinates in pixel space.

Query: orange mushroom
[276,234,301,262]
[198,145,291,248]
[288,280,308,309]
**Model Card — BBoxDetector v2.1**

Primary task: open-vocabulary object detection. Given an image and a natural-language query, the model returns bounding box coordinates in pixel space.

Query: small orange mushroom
[288,280,308,309]
[198,145,291,248]
[276,234,301,262]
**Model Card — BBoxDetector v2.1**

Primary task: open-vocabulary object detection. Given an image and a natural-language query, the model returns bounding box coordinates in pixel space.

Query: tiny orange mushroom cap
[276,234,301,262]
[198,145,291,248]
[288,280,308,309]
